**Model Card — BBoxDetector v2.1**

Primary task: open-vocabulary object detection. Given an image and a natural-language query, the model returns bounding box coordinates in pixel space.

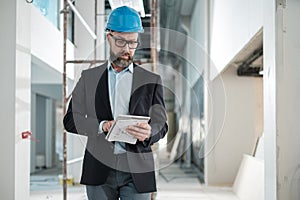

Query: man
[63,6,168,200]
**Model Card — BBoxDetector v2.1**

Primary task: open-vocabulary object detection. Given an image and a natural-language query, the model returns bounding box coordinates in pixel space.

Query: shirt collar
[107,61,133,73]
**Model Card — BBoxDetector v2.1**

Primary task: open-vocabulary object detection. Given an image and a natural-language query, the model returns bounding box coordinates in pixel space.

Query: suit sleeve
[63,99,77,133]
[143,76,168,147]
[63,71,99,136]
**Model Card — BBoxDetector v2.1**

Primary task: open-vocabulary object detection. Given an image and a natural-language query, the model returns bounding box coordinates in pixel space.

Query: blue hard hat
[105,6,144,33]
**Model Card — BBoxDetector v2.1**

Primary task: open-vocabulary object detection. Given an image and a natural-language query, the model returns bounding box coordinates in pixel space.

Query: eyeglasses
[109,33,140,49]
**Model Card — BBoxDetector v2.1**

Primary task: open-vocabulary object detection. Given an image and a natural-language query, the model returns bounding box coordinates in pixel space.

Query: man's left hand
[126,123,151,142]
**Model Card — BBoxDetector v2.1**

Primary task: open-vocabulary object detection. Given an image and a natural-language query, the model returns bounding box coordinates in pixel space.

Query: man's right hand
[102,120,115,132]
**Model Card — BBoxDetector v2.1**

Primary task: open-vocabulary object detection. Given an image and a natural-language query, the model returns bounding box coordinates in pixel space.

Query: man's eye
[116,40,126,44]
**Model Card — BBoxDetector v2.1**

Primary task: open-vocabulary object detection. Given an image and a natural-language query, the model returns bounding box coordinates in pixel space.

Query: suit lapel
[129,65,144,114]
[95,62,114,120]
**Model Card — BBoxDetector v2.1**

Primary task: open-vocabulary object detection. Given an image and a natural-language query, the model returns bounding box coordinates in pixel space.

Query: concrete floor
[30,147,238,200]
[30,162,238,200]
[156,163,238,200]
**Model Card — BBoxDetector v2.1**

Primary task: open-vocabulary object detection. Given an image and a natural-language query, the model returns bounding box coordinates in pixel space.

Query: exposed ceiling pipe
[237,48,263,77]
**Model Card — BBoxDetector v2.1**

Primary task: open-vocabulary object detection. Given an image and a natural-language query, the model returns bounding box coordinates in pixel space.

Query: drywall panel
[233,154,264,200]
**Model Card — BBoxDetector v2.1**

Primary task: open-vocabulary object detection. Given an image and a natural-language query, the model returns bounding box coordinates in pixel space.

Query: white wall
[0,1,17,198]
[277,1,300,197]
[0,0,31,199]
[206,65,263,185]
[31,6,74,80]
[197,0,265,186]
[264,0,300,199]
[263,0,277,199]
[15,1,31,199]
[210,0,263,80]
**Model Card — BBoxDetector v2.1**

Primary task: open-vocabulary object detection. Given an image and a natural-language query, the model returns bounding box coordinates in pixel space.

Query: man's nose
[124,45,130,52]
[122,43,131,52]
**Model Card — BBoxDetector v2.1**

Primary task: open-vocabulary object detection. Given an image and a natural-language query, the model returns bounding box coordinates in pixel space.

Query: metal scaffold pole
[151,0,158,73]
[62,0,68,199]
[94,0,98,62]
[151,1,159,200]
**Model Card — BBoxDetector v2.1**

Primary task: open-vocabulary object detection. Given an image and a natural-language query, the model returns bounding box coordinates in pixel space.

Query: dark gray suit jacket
[63,62,168,193]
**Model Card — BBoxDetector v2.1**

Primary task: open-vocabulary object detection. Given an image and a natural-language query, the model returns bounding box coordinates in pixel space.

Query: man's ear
[106,34,111,46]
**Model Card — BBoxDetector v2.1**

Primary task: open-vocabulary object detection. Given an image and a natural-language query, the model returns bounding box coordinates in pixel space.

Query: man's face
[107,32,139,68]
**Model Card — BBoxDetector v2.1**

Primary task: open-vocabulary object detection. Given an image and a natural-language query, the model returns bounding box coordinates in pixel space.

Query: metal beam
[62,0,68,199]
[66,60,106,64]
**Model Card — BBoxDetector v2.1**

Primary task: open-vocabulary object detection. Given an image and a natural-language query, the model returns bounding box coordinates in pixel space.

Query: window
[33,0,60,29]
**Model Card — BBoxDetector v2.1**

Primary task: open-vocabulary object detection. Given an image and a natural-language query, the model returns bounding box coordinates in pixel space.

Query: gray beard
[110,50,133,68]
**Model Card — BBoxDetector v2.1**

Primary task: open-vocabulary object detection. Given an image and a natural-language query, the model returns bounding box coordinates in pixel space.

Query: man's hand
[102,120,115,132]
[126,123,151,142]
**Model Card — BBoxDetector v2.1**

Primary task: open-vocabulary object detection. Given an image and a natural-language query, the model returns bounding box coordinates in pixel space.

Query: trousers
[86,153,151,200]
